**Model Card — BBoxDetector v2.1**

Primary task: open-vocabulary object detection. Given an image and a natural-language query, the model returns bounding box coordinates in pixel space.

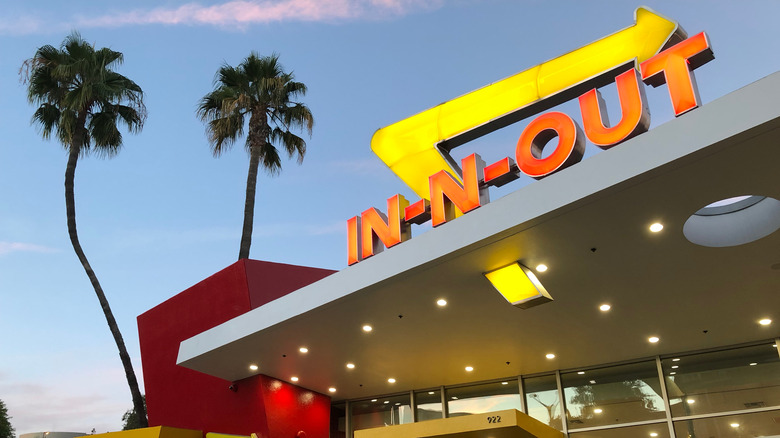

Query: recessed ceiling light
[546,353,556,359]
[536,264,548,273]
[299,347,309,353]
[648,336,660,343]
[346,363,355,369]
[730,423,740,428]
[501,382,508,385]
[686,399,695,404]
[650,433,658,437]
[383,401,389,404]
[672,358,680,362]
[371,399,377,402]
[428,391,435,395]
[465,366,474,372]
[249,364,259,371]
[388,378,396,383]
[599,304,611,312]
[577,371,585,375]
[328,387,336,393]
[649,223,664,233]
[671,365,679,369]
[437,299,447,306]
[291,376,299,382]
[759,318,772,325]
[670,372,676,375]
[362,324,373,332]
[395,403,401,406]
[451,396,458,400]
[749,362,758,366]
[589,380,596,384]
[774,344,777,348]
[593,408,603,414]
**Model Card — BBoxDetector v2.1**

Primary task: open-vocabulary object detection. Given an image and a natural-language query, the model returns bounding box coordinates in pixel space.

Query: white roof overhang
[177,72,780,400]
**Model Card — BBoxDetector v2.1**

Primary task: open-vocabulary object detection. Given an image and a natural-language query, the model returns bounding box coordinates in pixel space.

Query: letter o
[515,111,585,179]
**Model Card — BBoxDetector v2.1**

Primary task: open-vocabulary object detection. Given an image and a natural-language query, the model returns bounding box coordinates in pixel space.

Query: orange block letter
[579,68,650,149]
[640,32,714,116]
[515,112,585,179]
[361,194,411,260]
[347,216,362,265]
[429,154,489,227]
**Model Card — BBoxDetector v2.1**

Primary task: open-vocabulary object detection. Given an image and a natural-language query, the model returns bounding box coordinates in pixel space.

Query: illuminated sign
[348,7,713,265]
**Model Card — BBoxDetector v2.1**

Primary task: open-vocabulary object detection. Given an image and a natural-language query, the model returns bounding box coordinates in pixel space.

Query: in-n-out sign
[347,7,714,265]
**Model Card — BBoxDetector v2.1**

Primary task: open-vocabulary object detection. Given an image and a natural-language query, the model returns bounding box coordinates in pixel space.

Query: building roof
[177,72,780,400]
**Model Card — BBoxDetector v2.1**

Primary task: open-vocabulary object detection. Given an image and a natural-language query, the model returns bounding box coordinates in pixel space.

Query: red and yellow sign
[348,7,713,265]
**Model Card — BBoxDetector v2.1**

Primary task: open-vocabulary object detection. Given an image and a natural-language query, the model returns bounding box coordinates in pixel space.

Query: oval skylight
[684,195,780,247]
[694,195,765,216]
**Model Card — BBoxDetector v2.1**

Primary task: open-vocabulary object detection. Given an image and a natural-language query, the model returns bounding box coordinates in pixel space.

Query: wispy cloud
[0,241,59,256]
[326,158,388,176]
[1,0,444,35]
[109,222,343,251]
[0,362,132,433]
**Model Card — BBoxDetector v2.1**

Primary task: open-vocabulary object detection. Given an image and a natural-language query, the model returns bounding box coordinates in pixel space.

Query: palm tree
[197,53,313,260]
[23,32,148,427]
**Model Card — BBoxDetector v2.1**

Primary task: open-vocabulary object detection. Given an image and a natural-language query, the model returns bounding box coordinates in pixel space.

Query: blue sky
[1,0,778,433]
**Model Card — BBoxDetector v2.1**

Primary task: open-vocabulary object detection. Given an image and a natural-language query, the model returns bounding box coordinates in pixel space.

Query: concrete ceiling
[177,72,780,401]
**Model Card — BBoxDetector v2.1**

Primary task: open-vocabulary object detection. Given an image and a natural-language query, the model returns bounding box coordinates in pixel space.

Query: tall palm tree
[23,32,148,427]
[198,53,313,260]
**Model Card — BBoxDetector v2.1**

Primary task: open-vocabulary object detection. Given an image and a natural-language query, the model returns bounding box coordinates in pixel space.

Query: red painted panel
[244,259,335,309]
[137,259,335,437]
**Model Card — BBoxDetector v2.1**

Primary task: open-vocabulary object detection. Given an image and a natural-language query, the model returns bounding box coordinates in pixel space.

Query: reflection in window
[569,422,670,438]
[351,394,412,431]
[524,375,563,431]
[562,361,665,429]
[662,343,780,417]
[673,409,780,438]
[415,389,443,422]
[446,380,521,417]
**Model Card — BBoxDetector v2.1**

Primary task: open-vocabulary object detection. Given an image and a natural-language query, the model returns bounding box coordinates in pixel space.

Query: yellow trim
[354,409,563,438]
[90,427,202,438]
[371,7,678,200]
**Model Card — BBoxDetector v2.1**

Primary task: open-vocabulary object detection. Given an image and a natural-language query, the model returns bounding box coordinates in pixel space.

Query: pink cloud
[79,0,443,29]
[0,242,59,256]
[0,0,443,35]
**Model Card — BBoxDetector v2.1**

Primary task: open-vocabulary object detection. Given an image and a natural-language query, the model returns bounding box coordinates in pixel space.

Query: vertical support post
[555,370,568,437]
[345,400,353,438]
[410,390,417,423]
[517,376,526,413]
[655,356,677,438]
[775,338,780,359]
[441,385,449,418]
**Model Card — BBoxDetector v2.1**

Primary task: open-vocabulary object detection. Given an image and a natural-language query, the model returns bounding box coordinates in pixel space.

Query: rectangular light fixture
[484,263,553,309]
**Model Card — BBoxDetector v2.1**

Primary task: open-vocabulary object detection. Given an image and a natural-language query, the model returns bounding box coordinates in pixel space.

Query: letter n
[361,194,411,260]
[429,154,489,227]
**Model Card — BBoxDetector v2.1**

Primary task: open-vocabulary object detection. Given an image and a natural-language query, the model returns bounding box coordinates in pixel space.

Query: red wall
[137,259,335,437]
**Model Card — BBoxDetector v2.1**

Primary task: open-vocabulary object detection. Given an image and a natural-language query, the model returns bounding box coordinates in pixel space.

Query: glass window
[446,380,522,417]
[351,393,412,432]
[568,422,670,438]
[662,343,780,417]
[673,409,780,437]
[524,374,563,431]
[330,402,346,438]
[562,361,665,429]
[415,389,443,422]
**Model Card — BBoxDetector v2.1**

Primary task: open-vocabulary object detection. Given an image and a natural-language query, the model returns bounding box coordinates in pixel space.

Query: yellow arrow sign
[371,7,683,201]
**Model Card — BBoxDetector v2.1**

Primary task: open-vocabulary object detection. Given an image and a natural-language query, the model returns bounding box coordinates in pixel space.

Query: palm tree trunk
[65,144,148,428]
[239,144,261,260]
